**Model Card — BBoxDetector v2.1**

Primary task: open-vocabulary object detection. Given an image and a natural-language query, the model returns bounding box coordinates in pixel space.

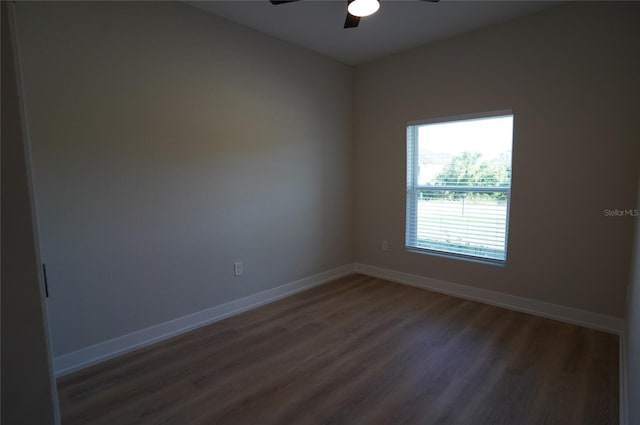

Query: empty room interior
[3,0,640,424]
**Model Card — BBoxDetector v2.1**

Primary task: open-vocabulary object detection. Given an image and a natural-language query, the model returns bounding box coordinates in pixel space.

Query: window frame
[405,110,514,265]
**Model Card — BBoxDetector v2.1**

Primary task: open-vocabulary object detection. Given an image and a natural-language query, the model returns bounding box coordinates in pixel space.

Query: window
[406,111,514,263]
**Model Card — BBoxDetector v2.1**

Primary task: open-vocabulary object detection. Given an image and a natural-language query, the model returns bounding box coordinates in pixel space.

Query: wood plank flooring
[57,274,619,425]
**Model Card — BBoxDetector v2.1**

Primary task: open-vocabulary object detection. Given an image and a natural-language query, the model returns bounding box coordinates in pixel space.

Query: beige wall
[12,0,640,370]
[1,2,59,423]
[13,1,353,357]
[626,171,640,424]
[354,2,640,317]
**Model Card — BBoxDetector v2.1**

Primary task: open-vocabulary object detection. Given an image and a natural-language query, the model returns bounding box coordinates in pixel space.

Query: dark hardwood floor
[57,274,619,425]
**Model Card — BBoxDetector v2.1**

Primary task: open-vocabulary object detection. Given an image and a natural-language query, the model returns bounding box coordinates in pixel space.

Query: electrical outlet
[234,261,243,276]
[381,240,389,251]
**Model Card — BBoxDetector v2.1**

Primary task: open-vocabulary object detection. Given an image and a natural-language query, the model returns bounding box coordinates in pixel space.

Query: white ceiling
[187,0,560,65]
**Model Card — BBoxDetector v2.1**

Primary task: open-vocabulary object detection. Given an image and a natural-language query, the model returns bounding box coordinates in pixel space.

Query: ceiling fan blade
[344,13,360,29]
[269,0,299,4]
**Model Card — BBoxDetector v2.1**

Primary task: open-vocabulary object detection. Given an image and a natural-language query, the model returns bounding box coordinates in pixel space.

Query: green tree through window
[430,151,511,200]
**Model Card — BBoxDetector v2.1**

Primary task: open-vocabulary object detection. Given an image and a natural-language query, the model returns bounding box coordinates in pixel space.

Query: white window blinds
[406,112,514,262]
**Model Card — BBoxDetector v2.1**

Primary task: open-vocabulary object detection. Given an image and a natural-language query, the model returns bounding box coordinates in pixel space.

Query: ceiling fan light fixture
[347,0,380,18]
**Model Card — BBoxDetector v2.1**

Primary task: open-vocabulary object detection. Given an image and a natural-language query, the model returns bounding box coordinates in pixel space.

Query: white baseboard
[54,264,355,377]
[55,262,625,380]
[354,263,624,335]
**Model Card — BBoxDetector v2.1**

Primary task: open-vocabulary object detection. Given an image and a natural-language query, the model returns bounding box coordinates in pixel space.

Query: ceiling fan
[269,0,439,29]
